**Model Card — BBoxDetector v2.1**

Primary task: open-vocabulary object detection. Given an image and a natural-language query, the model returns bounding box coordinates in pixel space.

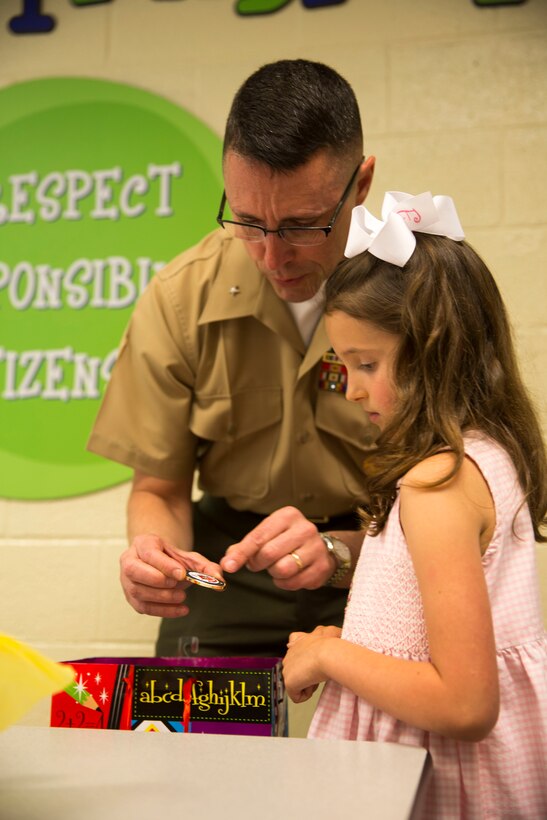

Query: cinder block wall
[1,0,546,735]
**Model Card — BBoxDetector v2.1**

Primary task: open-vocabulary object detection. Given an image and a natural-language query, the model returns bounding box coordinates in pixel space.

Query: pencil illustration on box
[64,672,102,712]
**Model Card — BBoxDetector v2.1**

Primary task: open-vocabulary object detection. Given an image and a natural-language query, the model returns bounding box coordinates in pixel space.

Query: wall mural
[0,0,529,501]
[0,78,222,499]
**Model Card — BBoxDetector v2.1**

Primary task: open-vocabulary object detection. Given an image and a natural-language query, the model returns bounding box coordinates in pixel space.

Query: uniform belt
[198,494,361,536]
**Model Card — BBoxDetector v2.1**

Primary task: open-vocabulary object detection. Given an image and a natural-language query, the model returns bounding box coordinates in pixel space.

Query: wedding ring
[290,551,304,571]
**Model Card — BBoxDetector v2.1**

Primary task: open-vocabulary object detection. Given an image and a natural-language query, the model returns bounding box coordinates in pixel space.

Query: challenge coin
[185,571,226,591]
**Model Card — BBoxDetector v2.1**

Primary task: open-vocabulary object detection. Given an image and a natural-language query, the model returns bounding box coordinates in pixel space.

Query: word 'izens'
[0,347,117,401]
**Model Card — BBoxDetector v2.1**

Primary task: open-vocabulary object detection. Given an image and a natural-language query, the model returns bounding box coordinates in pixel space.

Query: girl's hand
[283,625,342,703]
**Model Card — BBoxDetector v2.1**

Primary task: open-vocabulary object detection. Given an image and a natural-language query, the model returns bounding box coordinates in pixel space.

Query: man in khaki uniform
[88,59,376,657]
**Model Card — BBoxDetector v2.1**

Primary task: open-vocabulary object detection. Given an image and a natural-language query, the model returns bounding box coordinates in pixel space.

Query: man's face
[222,150,373,303]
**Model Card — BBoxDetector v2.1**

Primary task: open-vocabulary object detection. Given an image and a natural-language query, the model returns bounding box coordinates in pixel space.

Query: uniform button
[297,431,310,444]
[300,493,315,501]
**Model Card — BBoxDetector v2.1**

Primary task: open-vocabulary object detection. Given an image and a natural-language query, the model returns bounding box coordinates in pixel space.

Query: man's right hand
[120,533,224,618]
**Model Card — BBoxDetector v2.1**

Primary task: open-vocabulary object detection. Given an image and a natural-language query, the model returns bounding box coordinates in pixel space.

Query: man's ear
[356,155,376,205]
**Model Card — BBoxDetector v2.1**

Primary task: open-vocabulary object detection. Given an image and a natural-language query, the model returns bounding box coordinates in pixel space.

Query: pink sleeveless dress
[309,433,547,818]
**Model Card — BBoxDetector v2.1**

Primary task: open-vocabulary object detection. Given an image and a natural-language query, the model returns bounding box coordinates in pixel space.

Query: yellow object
[0,633,74,730]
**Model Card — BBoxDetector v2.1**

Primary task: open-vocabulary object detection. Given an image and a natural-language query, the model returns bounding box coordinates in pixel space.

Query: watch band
[320,533,352,587]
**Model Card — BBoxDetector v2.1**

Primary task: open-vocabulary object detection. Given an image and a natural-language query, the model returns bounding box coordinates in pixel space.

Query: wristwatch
[320,533,352,587]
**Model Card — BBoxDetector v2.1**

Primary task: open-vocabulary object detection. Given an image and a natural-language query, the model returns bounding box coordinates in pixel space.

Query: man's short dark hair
[223,59,363,171]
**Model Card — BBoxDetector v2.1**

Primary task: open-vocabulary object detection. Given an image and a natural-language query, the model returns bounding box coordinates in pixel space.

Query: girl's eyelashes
[359,362,377,372]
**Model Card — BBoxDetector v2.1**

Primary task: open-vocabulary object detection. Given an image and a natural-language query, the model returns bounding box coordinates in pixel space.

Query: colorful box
[51,656,287,736]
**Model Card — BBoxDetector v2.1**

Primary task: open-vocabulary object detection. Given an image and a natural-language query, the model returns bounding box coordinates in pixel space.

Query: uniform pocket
[315,389,375,448]
[190,388,282,442]
[314,389,377,498]
[190,388,283,500]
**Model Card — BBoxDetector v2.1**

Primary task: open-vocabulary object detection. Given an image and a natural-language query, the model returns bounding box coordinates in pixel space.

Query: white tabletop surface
[0,726,430,820]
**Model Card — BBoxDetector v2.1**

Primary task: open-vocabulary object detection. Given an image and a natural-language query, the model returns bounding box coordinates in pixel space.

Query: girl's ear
[356,156,376,206]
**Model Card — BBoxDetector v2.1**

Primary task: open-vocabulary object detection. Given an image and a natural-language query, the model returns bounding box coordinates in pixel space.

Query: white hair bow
[344,191,465,266]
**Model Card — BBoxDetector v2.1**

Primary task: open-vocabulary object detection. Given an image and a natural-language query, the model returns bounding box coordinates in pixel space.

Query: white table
[0,726,430,819]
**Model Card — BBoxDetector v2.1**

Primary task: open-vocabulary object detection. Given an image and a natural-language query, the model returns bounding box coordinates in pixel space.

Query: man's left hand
[220,506,335,590]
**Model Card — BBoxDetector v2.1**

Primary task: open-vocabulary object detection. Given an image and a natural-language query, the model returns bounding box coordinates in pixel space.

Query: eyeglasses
[216,159,363,247]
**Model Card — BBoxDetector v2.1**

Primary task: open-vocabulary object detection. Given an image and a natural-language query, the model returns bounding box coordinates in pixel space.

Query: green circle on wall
[0,78,222,499]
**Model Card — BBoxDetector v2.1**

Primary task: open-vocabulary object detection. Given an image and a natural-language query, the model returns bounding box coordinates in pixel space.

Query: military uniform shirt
[87,230,376,518]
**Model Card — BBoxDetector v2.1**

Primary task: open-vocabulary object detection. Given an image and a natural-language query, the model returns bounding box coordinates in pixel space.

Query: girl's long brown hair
[326,234,547,541]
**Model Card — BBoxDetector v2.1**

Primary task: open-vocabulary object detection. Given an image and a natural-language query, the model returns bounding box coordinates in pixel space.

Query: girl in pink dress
[282,192,547,819]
